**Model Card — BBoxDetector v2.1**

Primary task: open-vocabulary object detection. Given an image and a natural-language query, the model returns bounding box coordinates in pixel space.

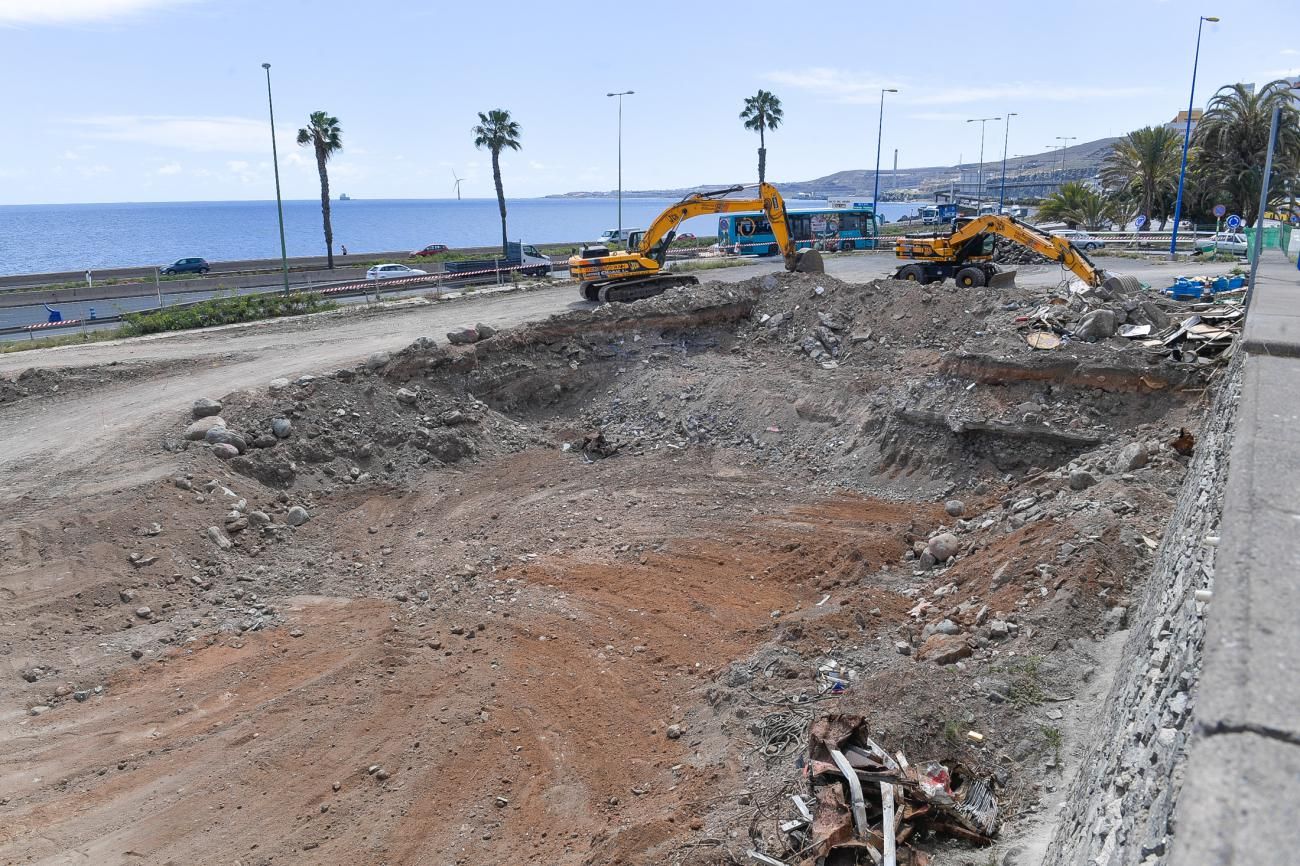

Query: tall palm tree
[1036,182,1096,229]
[296,111,343,269]
[1100,126,1181,229]
[472,109,522,256]
[1195,80,1300,222]
[740,90,783,183]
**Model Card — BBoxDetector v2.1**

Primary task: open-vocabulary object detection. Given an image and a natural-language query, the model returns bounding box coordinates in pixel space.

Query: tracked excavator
[569,183,824,303]
[893,214,1140,295]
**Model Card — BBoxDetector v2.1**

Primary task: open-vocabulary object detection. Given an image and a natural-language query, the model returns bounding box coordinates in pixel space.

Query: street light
[261,63,289,295]
[872,88,898,242]
[1171,15,1220,259]
[1055,136,1077,178]
[607,90,634,243]
[967,116,1001,214]
[998,113,1018,215]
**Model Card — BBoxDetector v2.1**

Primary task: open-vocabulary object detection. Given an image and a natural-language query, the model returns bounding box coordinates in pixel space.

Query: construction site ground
[0,261,1242,865]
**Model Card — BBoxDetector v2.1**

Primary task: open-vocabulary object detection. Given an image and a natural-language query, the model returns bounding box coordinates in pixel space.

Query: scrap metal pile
[757,715,998,866]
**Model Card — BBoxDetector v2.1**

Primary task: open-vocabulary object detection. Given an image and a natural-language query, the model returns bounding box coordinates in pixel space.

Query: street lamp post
[606,90,634,244]
[1055,136,1077,178]
[967,116,1000,214]
[872,88,898,241]
[1170,15,1220,259]
[998,113,1018,214]
[261,63,290,295]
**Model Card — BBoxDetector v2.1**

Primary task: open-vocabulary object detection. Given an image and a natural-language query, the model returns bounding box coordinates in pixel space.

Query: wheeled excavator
[893,214,1140,295]
[569,183,824,303]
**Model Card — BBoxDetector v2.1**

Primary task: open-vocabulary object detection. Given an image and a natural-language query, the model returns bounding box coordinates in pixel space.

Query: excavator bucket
[791,248,825,274]
[988,269,1018,289]
[1101,274,1142,296]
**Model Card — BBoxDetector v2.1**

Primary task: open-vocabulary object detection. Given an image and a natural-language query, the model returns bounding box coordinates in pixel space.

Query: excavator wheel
[578,282,599,302]
[791,248,825,274]
[955,266,987,288]
[897,264,924,282]
[1101,274,1142,296]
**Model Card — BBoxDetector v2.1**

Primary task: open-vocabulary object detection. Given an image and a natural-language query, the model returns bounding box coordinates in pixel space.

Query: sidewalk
[1172,249,1300,863]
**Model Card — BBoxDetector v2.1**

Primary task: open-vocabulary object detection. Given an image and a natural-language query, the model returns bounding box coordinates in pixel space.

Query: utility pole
[1055,136,1077,180]
[262,63,290,295]
[998,113,1018,214]
[967,116,1000,214]
[872,88,898,241]
[1171,15,1220,259]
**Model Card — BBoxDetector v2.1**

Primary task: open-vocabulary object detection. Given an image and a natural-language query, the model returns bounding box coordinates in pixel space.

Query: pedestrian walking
[341,244,348,256]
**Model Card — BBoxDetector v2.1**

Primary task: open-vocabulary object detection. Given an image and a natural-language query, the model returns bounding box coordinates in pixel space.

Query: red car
[411,244,450,257]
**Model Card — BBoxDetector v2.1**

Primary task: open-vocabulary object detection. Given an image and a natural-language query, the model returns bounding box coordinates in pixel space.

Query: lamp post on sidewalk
[967,116,1000,214]
[607,90,634,244]
[261,62,290,295]
[1170,15,1220,260]
[1055,136,1076,179]
[998,112,1018,215]
[872,88,898,240]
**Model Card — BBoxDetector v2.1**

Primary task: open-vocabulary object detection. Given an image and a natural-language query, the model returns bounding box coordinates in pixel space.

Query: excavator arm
[947,215,1106,287]
[633,182,808,271]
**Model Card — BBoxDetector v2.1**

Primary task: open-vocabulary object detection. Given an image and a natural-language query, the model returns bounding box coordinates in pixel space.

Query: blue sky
[2,0,1296,204]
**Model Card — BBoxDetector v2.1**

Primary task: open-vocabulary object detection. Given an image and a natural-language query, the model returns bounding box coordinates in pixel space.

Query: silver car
[1054,230,1105,251]
[1207,232,1249,255]
[366,263,428,281]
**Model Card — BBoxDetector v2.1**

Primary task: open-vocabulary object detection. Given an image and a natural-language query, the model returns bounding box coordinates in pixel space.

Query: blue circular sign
[1226,214,1242,229]
[1135,215,1147,228]
[1213,204,1227,218]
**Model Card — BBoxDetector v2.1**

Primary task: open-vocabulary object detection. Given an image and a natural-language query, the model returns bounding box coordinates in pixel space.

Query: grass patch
[0,329,126,354]
[121,291,336,336]
[665,257,756,274]
[1041,725,1063,766]
[996,655,1048,708]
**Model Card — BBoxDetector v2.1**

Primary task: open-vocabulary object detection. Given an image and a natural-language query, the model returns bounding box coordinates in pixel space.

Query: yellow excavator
[569,183,824,303]
[893,214,1139,295]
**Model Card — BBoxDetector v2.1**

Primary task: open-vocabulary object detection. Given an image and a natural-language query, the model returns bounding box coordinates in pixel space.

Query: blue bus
[717,208,880,255]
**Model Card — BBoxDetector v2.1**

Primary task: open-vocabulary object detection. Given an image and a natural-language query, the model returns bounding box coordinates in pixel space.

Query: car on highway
[411,244,450,257]
[366,263,429,281]
[1053,230,1105,251]
[1204,232,1249,255]
[160,257,210,275]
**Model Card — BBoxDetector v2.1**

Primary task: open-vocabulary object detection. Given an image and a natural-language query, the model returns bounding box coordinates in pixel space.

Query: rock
[446,327,480,346]
[895,641,913,656]
[990,561,1012,589]
[206,526,233,551]
[365,352,391,371]
[289,628,304,638]
[666,724,683,740]
[1116,441,1149,472]
[765,311,786,329]
[119,589,136,603]
[395,387,419,405]
[916,634,971,665]
[286,505,310,526]
[135,606,152,620]
[1069,470,1098,490]
[184,416,226,440]
[761,274,779,291]
[989,620,1010,639]
[918,550,937,570]
[268,377,290,392]
[205,427,247,452]
[935,618,961,635]
[191,398,223,419]
[250,433,277,449]
[1075,309,1118,342]
[172,476,193,491]
[271,418,292,438]
[926,532,960,562]
[211,443,240,460]
[944,499,966,517]
[474,323,496,339]
[248,510,271,527]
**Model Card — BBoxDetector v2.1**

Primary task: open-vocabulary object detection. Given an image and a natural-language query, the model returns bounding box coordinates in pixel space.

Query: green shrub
[121,291,336,336]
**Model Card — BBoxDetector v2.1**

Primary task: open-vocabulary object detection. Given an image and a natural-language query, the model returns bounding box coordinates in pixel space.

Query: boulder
[267,377,290,392]
[191,398,223,419]
[211,443,240,460]
[395,387,419,405]
[1069,469,1098,490]
[286,505,310,526]
[205,427,247,453]
[271,418,292,438]
[474,323,497,340]
[446,327,480,346]
[365,352,391,371]
[1116,441,1149,473]
[926,532,960,562]
[184,416,226,440]
[944,499,966,517]
[1074,309,1118,342]
[916,634,972,665]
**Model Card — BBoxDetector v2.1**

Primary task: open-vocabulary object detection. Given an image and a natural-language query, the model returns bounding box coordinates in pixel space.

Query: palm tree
[1195,80,1300,223]
[740,90,783,183]
[296,111,343,269]
[1100,126,1181,230]
[1037,182,1097,229]
[472,109,522,256]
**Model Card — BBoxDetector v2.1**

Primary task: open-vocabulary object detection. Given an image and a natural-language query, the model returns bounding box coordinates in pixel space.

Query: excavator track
[585,274,701,304]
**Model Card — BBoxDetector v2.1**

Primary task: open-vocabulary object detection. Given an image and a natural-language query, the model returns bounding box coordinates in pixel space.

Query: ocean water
[0,198,921,276]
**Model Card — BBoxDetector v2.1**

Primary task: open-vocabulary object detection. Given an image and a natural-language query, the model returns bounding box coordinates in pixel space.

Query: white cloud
[70,115,293,153]
[157,162,181,175]
[765,67,1159,105]
[0,0,196,25]
[1282,48,1299,56]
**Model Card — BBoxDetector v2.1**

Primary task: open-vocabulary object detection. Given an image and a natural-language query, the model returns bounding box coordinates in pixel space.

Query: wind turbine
[451,169,464,201]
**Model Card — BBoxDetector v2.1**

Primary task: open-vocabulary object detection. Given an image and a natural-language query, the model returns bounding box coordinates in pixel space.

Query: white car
[1206,232,1249,255]
[366,263,428,281]
[1053,230,1105,251]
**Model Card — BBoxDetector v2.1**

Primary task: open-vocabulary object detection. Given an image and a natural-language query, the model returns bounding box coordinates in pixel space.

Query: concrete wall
[1043,358,1241,866]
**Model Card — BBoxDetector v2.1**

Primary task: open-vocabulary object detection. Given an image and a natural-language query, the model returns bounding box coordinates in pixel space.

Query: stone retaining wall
[1042,359,1240,866]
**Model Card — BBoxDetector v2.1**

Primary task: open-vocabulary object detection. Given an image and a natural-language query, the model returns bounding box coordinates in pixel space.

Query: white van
[594,228,636,245]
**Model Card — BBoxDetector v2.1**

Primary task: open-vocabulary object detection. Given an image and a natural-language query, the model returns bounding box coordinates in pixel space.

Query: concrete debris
[191,398,223,419]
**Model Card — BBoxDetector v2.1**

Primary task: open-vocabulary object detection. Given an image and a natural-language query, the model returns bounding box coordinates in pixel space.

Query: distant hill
[549,137,1120,200]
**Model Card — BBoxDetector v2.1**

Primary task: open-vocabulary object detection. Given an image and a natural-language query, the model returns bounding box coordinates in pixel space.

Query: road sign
[1135,215,1147,228]
[1213,204,1227,218]
[1226,214,1242,229]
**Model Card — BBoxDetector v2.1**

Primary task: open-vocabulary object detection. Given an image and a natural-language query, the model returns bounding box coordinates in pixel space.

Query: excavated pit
[0,273,1222,865]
